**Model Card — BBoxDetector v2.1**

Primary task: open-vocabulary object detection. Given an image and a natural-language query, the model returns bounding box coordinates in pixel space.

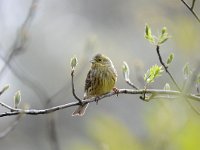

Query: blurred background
[0,0,200,150]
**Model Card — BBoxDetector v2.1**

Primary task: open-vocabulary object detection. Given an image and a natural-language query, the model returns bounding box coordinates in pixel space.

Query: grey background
[0,0,200,150]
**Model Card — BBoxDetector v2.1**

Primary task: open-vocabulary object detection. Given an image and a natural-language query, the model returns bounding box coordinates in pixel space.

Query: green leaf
[14,90,21,108]
[144,24,155,44]
[70,56,78,69]
[158,26,171,45]
[144,65,164,84]
[164,83,170,90]
[166,53,174,65]
[122,61,130,81]
[183,63,192,79]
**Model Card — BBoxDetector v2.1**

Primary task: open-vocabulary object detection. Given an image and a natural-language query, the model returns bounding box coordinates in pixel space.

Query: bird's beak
[90,59,95,63]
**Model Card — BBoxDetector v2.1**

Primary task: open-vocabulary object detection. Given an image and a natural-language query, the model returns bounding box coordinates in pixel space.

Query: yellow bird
[72,53,117,116]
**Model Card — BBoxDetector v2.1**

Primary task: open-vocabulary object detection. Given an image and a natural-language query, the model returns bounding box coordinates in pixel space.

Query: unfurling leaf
[0,84,10,95]
[70,56,78,69]
[158,26,171,45]
[164,83,170,90]
[144,64,164,84]
[167,53,174,65]
[183,63,192,79]
[144,24,155,44]
[14,90,21,108]
[122,61,130,81]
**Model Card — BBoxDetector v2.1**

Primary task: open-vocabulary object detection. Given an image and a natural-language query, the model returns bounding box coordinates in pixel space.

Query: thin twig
[180,0,200,23]
[0,0,39,76]
[0,101,18,111]
[156,45,200,114]
[126,79,139,90]
[71,70,83,104]
[191,0,196,10]
[0,88,199,117]
[156,45,181,91]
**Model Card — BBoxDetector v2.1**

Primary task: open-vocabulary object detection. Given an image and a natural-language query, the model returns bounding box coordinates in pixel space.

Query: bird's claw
[113,87,119,96]
[95,96,100,104]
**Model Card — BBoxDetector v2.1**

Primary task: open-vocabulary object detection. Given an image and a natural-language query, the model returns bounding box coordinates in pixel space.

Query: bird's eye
[98,58,102,62]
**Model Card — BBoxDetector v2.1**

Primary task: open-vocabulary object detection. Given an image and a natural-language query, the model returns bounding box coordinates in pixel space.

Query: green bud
[0,84,10,95]
[158,26,171,45]
[183,63,192,79]
[70,56,78,69]
[161,27,167,35]
[122,61,130,81]
[144,24,155,44]
[166,53,174,65]
[14,90,21,108]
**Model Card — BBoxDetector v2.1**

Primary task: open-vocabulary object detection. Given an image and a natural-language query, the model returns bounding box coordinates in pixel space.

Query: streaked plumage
[72,53,117,116]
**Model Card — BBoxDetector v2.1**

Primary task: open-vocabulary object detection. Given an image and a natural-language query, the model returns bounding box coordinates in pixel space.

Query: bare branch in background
[180,0,200,23]
[0,0,39,76]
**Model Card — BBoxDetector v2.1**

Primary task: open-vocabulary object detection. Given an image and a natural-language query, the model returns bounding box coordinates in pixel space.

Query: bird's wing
[84,69,92,98]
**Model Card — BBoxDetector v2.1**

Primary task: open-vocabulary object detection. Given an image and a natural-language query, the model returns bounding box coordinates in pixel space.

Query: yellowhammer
[72,53,117,116]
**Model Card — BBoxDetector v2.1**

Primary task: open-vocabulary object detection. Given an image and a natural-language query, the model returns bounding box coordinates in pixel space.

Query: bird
[72,53,117,116]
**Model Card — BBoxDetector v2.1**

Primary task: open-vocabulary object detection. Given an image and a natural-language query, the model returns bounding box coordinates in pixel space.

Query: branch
[71,69,83,104]
[180,0,200,24]
[156,46,200,115]
[0,89,199,117]
[191,0,196,10]
[126,80,139,90]
[156,45,181,91]
[0,101,18,111]
[0,0,39,76]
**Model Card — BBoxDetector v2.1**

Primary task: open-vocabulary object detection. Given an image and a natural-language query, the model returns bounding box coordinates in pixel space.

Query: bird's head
[90,54,112,66]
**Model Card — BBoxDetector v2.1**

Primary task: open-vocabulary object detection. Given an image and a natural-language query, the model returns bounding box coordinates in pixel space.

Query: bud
[70,56,78,69]
[14,90,21,108]
[122,61,130,81]
[0,84,10,95]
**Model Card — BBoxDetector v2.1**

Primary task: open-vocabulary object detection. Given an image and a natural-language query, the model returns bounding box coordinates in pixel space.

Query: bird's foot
[113,87,119,96]
[94,96,100,104]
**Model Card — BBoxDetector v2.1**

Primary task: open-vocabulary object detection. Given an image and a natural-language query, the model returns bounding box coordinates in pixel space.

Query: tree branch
[156,45,181,91]
[191,0,196,10]
[0,88,199,117]
[71,69,83,104]
[180,0,200,24]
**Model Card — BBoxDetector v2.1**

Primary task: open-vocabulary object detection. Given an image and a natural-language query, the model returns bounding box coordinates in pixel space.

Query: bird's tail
[72,103,89,116]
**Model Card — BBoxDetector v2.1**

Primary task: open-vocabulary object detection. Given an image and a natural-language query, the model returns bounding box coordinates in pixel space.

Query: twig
[0,101,18,111]
[191,0,196,10]
[71,70,83,105]
[156,45,181,91]
[126,79,139,90]
[156,46,200,115]
[0,0,39,76]
[0,88,199,117]
[180,0,200,24]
